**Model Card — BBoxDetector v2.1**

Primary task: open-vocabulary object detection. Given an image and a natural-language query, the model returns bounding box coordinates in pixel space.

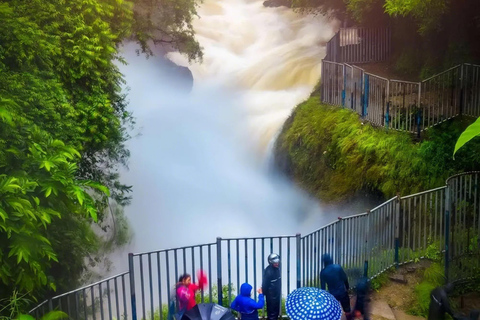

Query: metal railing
[31,172,480,319]
[325,28,390,63]
[322,62,480,135]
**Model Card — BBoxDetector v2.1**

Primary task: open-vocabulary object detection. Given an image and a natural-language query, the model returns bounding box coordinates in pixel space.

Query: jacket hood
[322,253,333,266]
[240,283,252,296]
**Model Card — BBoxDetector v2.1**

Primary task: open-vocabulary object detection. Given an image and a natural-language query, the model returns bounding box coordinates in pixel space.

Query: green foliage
[453,116,480,159]
[0,291,67,320]
[132,0,203,61]
[275,98,480,202]
[409,262,445,317]
[370,271,390,292]
[0,108,107,295]
[384,0,449,34]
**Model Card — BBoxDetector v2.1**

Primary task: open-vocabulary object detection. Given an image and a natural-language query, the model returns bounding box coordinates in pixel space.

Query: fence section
[219,236,298,319]
[30,272,130,320]
[326,28,390,64]
[446,173,480,282]
[129,243,217,320]
[398,187,447,264]
[31,172,480,320]
[388,80,421,133]
[322,63,480,134]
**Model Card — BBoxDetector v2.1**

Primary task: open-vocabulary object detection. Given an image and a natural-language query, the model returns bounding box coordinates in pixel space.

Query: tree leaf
[453,117,480,159]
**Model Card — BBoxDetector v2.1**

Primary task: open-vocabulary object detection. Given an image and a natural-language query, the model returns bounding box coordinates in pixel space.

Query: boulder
[263,0,291,8]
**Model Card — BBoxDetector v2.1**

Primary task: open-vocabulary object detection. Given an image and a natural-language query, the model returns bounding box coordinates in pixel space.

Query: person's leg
[266,298,280,320]
[337,292,351,313]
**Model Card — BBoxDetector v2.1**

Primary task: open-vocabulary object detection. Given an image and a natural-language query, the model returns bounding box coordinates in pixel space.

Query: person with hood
[262,253,281,320]
[320,253,351,316]
[230,283,265,320]
[428,283,461,320]
[175,270,208,318]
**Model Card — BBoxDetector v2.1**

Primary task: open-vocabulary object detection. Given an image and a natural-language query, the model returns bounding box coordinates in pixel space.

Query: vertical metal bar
[122,274,127,319]
[296,233,301,288]
[287,237,291,293]
[208,245,213,302]
[83,288,88,320]
[445,185,451,283]
[200,246,204,302]
[245,239,249,283]
[115,278,120,320]
[166,251,171,304]
[227,240,232,304]
[139,256,146,320]
[91,287,95,320]
[192,247,196,284]
[236,239,240,296]
[156,253,163,320]
[148,254,153,320]
[99,283,105,320]
[107,281,113,320]
[174,250,178,288]
[253,239,257,300]
[216,237,223,306]
[182,248,186,275]
[128,253,137,320]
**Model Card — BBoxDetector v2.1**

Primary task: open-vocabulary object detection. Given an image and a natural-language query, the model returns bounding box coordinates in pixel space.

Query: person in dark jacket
[428,283,461,320]
[353,276,369,320]
[230,283,265,320]
[320,253,351,315]
[262,253,281,320]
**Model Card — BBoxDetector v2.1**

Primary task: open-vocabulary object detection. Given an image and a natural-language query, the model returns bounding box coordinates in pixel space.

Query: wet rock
[162,59,194,92]
[263,0,291,8]
[389,274,408,284]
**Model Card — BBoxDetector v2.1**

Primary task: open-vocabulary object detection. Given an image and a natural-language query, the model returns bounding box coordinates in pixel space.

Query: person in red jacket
[176,270,208,316]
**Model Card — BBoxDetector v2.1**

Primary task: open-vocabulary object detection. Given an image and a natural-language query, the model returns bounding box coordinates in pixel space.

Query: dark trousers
[266,297,280,320]
[334,292,351,313]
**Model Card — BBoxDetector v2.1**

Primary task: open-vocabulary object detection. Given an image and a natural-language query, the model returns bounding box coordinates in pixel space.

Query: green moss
[274,97,480,203]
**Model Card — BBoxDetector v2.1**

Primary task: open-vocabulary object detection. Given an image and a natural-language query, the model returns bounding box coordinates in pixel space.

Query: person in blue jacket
[231,283,265,320]
[320,253,351,316]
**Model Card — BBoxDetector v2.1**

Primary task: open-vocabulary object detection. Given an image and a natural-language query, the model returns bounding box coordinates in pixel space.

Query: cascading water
[112,0,367,265]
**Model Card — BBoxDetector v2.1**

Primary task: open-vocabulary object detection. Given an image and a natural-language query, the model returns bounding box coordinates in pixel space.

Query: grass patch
[274,96,480,202]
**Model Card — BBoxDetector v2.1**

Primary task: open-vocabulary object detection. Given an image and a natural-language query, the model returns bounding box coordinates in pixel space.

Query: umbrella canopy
[286,287,342,320]
[182,303,235,320]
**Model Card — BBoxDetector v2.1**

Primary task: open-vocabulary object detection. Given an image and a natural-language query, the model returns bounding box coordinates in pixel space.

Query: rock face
[162,58,194,92]
[263,0,291,8]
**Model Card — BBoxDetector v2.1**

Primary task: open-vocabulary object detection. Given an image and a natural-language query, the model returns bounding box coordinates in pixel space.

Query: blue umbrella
[286,287,342,320]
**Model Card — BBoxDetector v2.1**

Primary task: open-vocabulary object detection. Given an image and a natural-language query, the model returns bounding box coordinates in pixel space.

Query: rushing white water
[110,0,378,266]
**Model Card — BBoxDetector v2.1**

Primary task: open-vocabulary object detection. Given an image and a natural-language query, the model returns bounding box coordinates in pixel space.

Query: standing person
[320,253,351,318]
[176,270,208,318]
[262,253,281,320]
[428,283,461,320]
[230,283,265,320]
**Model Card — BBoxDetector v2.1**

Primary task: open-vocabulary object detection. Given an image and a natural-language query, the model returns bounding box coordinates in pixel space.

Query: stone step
[392,309,425,320]
[370,300,396,320]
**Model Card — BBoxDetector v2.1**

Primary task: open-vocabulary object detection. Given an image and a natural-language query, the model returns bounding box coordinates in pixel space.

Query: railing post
[216,237,223,306]
[444,185,451,283]
[460,64,464,116]
[296,233,301,289]
[128,253,137,320]
[364,210,370,278]
[394,194,401,269]
[336,217,343,265]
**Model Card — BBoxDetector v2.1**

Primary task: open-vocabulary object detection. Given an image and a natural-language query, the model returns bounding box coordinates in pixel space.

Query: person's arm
[197,270,208,289]
[230,297,239,310]
[320,270,326,290]
[247,294,265,309]
[262,269,270,294]
[340,267,350,291]
[441,291,455,317]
